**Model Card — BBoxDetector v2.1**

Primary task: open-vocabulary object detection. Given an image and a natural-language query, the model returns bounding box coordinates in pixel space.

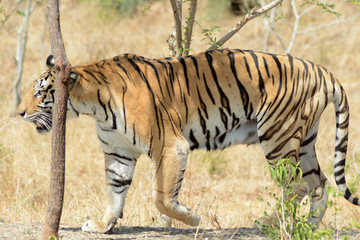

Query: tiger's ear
[46,55,55,68]
[69,71,79,85]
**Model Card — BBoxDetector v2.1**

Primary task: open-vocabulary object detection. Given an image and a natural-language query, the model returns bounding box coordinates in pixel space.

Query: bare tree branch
[207,0,283,51]
[297,13,360,35]
[183,0,197,56]
[261,1,358,54]
[0,27,16,40]
[169,0,182,56]
[12,0,39,116]
[262,6,286,52]
[0,1,21,29]
[286,0,299,53]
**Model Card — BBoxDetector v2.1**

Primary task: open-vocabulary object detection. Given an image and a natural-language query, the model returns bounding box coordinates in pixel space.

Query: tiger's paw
[81,219,115,233]
[182,210,201,226]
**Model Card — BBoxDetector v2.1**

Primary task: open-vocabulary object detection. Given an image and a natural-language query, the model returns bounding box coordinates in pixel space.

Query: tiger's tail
[333,79,359,205]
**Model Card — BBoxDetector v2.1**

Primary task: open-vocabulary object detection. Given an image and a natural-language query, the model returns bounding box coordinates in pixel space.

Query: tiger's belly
[182,120,259,151]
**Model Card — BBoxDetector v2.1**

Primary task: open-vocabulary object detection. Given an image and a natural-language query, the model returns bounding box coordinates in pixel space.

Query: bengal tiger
[17,49,358,233]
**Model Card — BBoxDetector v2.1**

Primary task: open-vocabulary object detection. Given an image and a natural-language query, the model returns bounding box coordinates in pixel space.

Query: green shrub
[258,158,334,240]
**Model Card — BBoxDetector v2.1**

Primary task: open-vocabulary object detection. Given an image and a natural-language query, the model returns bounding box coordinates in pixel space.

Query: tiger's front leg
[82,150,138,233]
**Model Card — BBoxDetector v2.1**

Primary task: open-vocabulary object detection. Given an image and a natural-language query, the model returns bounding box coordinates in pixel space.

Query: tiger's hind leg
[299,120,329,227]
[254,126,309,231]
[152,137,200,226]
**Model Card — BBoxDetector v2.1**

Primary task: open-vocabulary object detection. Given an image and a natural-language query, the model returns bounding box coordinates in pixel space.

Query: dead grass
[0,0,360,232]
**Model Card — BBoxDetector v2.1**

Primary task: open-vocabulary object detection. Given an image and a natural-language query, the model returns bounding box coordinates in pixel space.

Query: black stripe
[231,113,240,129]
[128,58,161,139]
[334,168,345,177]
[189,55,200,79]
[175,72,183,102]
[263,56,270,78]
[108,98,117,130]
[132,123,136,145]
[183,94,189,123]
[205,51,231,114]
[197,86,209,119]
[303,168,320,178]
[122,86,127,133]
[344,189,352,200]
[248,50,266,96]
[156,60,168,75]
[336,114,349,129]
[84,69,101,84]
[148,132,153,157]
[107,169,133,188]
[158,98,178,136]
[205,130,211,151]
[301,132,317,146]
[75,72,90,82]
[97,71,111,84]
[243,56,252,79]
[97,122,110,132]
[165,78,173,101]
[203,73,216,105]
[116,62,134,83]
[219,132,227,144]
[219,107,228,130]
[109,179,132,188]
[105,152,136,161]
[167,62,176,96]
[189,129,199,150]
[213,127,220,149]
[334,159,346,169]
[97,134,108,145]
[275,67,297,121]
[68,99,79,117]
[257,54,284,128]
[287,54,294,80]
[97,90,108,121]
[106,168,124,178]
[335,133,348,153]
[143,59,164,96]
[113,188,127,194]
[336,176,346,185]
[228,51,250,118]
[179,57,190,96]
[198,108,207,135]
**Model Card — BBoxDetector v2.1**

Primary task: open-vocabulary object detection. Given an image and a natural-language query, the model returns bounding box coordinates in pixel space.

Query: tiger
[17,49,359,233]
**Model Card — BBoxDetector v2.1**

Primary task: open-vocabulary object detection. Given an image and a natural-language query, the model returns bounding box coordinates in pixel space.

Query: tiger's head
[17,55,78,134]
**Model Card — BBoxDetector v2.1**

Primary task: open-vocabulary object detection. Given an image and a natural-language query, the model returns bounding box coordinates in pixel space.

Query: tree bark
[169,0,182,56]
[183,0,197,56]
[42,0,70,239]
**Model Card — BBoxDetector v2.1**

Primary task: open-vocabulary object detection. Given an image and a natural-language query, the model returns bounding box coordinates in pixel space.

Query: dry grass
[0,0,360,232]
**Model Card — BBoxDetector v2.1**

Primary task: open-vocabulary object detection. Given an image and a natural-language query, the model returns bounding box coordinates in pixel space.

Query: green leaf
[16,10,26,17]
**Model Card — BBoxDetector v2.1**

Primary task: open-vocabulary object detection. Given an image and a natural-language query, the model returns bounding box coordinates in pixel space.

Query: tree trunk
[12,0,35,116]
[42,0,70,239]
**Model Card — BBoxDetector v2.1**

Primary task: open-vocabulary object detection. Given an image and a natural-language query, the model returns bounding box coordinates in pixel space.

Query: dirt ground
[0,222,268,240]
[2,222,360,240]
